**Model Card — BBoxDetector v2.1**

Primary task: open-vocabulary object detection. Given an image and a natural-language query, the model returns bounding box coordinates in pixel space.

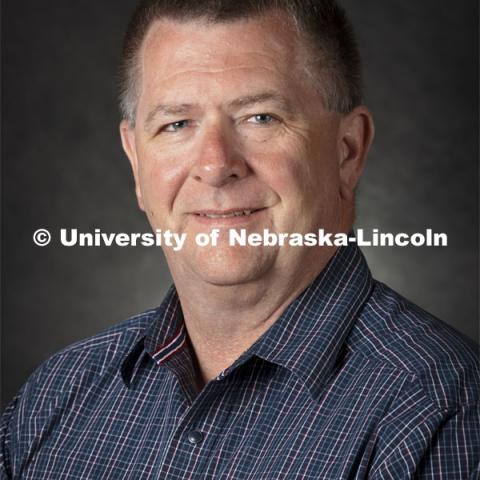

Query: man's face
[121,13,365,287]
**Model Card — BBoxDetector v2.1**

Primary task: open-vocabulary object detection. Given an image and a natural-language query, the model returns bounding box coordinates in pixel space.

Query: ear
[337,106,375,201]
[120,120,145,211]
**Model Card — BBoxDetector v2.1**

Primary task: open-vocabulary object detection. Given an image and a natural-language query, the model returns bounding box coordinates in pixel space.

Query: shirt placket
[153,369,234,479]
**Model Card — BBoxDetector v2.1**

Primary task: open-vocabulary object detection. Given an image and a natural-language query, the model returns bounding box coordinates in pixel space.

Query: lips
[192,208,264,218]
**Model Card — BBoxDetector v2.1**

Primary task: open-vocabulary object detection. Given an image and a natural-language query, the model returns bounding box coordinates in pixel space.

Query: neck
[170,245,337,387]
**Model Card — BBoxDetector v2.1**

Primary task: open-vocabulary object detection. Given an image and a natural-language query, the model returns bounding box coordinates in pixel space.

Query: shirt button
[187,430,204,445]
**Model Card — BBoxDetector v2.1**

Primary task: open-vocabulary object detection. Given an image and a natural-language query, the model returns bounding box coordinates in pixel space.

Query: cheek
[269,161,306,199]
[247,139,308,192]
[252,137,341,229]
[136,148,190,217]
[253,144,334,203]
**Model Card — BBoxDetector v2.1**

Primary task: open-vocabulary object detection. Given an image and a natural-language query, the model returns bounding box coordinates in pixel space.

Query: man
[1,0,478,478]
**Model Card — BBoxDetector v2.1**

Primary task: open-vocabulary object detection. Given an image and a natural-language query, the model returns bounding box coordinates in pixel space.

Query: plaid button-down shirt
[1,245,479,479]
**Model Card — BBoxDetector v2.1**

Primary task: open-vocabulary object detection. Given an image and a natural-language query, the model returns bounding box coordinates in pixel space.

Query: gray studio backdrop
[2,0,478,411]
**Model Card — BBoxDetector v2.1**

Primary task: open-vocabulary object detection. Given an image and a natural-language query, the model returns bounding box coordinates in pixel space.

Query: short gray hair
[119,0,363,126]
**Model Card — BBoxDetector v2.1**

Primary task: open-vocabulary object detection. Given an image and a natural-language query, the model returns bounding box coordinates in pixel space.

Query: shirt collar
[122,244,373,397]
[120,286,187,387]
[249,244,373,399]
[143,289,186,363]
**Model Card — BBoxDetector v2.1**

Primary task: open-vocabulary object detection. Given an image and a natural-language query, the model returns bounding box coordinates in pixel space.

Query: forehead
[138,13,311,93]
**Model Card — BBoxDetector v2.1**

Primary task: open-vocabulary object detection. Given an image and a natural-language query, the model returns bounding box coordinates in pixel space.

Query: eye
[161,119,191,133]
[246,114,277,125]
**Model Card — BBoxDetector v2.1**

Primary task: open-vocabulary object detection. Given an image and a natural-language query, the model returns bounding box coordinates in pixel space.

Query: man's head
[119,0,363,127]
[119,0,374,290]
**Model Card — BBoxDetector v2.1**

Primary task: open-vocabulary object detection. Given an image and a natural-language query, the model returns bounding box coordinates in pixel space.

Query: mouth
[189,207,267,224]
[194,208,264,219]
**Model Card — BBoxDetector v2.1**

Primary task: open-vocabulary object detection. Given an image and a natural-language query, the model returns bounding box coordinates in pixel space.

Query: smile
[196,209,258,219]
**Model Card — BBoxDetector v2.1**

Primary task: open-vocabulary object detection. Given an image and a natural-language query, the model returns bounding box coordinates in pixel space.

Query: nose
[190,124,249,187]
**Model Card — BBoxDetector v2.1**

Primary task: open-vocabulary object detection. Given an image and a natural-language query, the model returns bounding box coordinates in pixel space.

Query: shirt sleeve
[370,402,480,479]
[0,390,24,480]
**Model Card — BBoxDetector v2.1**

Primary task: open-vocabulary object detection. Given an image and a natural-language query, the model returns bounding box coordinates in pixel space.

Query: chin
[189,245,276,287]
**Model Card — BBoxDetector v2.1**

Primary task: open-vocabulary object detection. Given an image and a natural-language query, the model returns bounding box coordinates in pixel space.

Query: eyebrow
[228,91,293,113]
[143,90,294,131]
[144,103,195,131]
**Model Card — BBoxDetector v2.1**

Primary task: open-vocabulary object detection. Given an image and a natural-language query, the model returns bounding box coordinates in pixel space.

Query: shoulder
[347,280,479,410]
[11,307,159,413]
[0,307,161,476]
